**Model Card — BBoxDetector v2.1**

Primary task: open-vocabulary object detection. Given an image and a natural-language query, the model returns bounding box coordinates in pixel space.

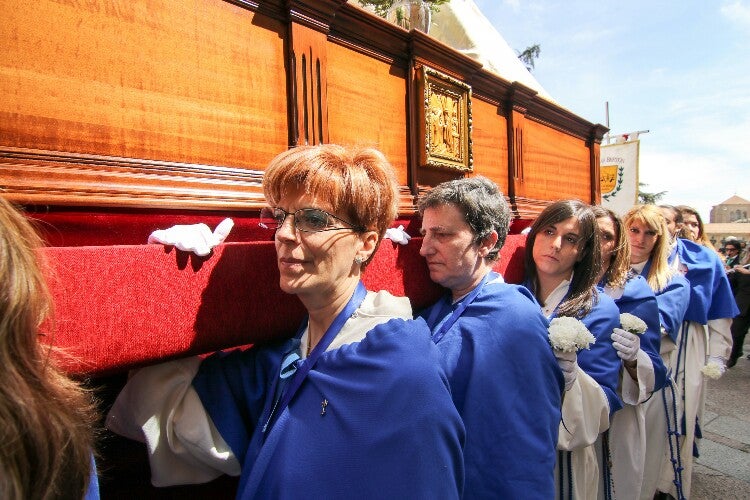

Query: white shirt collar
[541,278,571,318]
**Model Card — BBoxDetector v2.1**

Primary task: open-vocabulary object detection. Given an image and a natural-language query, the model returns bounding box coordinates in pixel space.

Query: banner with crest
[600,140,639,215]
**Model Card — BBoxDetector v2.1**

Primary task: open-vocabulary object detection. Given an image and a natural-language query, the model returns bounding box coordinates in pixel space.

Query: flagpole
[605,101,610,144]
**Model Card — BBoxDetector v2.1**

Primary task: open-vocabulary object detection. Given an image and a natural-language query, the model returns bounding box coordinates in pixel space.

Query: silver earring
[354,256,364,265]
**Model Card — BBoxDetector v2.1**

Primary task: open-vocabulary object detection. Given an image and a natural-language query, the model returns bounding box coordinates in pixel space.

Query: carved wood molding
[513,196,552,220]
[330,3,410,65]
[287,0,349,33]
[506,83,533,201]
[469,68,513,108]
[509,110,525,183]
[410,30,484,82]
[415,65,473,173]
[0,147,265,210]
[589,141,602,204]
[288,23,330,146]
[397,185,418,214]
[526,97,606,142]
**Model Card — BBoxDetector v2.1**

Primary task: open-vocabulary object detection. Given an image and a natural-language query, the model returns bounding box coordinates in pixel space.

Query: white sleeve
[620,349,655,405]
[106,357,241,486]
[557,368,610,451]
[707,317,733,360]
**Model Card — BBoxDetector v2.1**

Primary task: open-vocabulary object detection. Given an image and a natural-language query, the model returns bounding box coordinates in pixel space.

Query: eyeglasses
[726,247,739,253]
[259,207,364,233]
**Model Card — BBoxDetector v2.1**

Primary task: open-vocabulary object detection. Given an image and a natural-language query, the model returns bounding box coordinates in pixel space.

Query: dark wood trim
[526,94,603,142]
[407,58,420,196]
[287,23,330,146]
[329,3,410,65]
[469,68,512,109]
[514,196,553,220]
[410,31,484,81]
[0,147,265,210]
[286,0,349,33]
[588,125,608,203]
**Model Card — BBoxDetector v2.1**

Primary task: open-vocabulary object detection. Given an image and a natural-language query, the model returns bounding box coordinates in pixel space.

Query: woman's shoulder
[591,290,621,318]
[622,274,655,300]
[478,281,543,314]
[360,289,412,319]
[326,316,438,371]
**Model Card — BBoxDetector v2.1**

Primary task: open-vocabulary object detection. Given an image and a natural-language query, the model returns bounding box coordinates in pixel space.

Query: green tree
[517,44,541,72]
[637,182,667,205]
[357,0,450,18]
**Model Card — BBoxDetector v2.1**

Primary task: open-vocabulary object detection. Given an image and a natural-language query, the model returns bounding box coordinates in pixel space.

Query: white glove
[706,356,727,377]
[148,218,234,257]
[384,225,412,245]
[554,349,577,391]
[611,327,640,362]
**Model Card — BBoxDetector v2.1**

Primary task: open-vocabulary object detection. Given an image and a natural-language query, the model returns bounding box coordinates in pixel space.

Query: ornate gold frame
[417,65,473,172]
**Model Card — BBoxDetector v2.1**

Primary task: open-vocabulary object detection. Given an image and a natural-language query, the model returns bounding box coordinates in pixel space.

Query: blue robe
[600,275,668,392]
[650,268,690,343]
[575,291,624,415]
[418,274,563,499]
[84,455,100,500]
[670,238,739,323]
[193,317,464,500]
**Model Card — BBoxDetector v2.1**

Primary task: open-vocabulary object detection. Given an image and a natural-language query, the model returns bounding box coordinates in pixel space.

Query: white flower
[620,313,647,335]
[701,362,724,380]
[548,317,596,353]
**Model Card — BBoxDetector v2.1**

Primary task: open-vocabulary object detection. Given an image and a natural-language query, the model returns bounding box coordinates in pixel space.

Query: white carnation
[701,362,724,380]
[548,316,596,353]
[620,313,647,335]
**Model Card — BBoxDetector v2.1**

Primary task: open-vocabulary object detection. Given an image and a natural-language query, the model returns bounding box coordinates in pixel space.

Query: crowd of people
[2,143,745,499]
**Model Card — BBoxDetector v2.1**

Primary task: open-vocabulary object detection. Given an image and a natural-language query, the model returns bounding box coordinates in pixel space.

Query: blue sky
[474,0,750,220]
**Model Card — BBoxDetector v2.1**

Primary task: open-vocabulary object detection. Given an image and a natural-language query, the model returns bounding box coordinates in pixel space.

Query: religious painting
[417,66,473,172]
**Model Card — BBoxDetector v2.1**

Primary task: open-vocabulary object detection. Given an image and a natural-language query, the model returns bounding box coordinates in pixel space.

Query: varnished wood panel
[0,0,605,214]
[521,120,591,202]
[1,0,288,167]
[470,98,508,193]
[326,41,409,185]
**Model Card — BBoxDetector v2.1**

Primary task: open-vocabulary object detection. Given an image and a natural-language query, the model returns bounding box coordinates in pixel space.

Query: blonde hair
[262,144,399,267]
[623,204,674,293]
[0,197,96,499]
[592,206,631,289]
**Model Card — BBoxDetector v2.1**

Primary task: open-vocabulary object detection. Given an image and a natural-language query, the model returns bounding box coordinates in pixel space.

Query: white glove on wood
[611,327,640,362]
[148,218,234,257]
[554,349,577,391]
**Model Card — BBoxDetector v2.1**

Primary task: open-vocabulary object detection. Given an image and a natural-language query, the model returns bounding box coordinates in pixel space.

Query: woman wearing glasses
[107,144,464,498]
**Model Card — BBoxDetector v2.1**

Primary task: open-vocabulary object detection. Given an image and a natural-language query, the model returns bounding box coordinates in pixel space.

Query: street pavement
[692,337,750,499]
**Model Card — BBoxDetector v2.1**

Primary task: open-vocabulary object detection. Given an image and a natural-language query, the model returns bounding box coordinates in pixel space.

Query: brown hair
[592,206,631,289]
[0,197,97,499]
[677,204,716,249]
[524,200,601,319]
[262,144,399,266]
